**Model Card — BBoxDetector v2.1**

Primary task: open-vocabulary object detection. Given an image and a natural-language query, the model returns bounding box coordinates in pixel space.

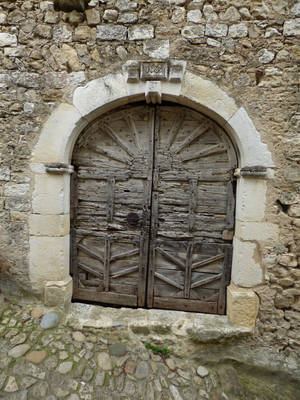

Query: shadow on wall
[54,0,89,12]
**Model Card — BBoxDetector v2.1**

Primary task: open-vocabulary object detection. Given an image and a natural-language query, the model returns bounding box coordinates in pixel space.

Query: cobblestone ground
[0,298,300,400]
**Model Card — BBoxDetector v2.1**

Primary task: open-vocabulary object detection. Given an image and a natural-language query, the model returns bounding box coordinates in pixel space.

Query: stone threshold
[68,303,253,343]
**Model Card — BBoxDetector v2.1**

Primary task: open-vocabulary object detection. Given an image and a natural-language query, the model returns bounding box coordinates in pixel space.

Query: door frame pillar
[30,66,275,326]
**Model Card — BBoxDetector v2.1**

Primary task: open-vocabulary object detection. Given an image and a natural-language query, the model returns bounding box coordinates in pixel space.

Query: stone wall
[0,0,299,356]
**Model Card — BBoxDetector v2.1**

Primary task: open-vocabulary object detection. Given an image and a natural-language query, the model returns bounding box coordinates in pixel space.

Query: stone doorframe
[30,64,275,328]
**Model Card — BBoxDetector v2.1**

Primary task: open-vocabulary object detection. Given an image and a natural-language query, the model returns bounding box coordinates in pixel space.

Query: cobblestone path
[0,298,300,400]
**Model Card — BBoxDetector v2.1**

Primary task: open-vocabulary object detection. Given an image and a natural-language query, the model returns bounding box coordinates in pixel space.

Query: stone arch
[30,69,275,325]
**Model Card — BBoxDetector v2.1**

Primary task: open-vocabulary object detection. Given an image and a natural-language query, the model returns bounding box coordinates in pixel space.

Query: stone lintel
[227,284,259,328]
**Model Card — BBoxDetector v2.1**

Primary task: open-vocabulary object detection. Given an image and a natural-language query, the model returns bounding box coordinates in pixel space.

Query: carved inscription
[141,62,168,81]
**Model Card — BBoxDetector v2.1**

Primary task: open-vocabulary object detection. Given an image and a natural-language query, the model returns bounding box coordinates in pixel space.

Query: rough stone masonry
[0,0,299,379]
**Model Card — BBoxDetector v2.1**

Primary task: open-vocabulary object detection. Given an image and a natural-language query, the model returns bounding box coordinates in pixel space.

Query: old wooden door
[71,103,237,314]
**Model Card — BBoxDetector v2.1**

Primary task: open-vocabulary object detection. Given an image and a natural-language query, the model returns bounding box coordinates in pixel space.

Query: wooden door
[71,103,237,314]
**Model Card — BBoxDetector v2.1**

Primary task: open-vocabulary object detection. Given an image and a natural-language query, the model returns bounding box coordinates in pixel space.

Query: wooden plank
[78,262,103,279]
[106,177,115,223]
[102,123,136,158]
[191,273,222,289]
[181,144,227,162]
[73,287,137,307]
[147,106,159,308]
[188,179,197,232]
[173,123,211,154]
[226,180,235,229]
[77,243,104,264]
[155,247,185,269]
[152,297,218,313]
[126,115,141,151]
[93,145,128,164]
[217,246,232,314]
[166,111,185,150]
[111,265,139,279]
[184,242,193,299]
[154,272,184,290]
[192,253,224,270]
[110,248,140,262]
[104,238,110,292]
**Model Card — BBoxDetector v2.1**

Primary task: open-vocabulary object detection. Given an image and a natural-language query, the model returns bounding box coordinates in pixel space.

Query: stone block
[53,25,72,43]
[12,72,40,89]
[4,183,30,197]
[226,107,274,168]
[143,39,169,59]
[235,178,267,222]
[181,71,238,123]
[4,46,25,57]
[283,19,300,36]
[5,198,31,212]
[85,8,100,25]
[181,25,205,42]
[0,166,10,181]
[29,214,70,236]
[227,284,259,328]
[97,25,127,41]
[205,23,228,37]
[187,10,202,23]
[172,7,185,24]
[44,276,73,308]
[103,9,118,22]
[288,204,300,217]
[291,3,300,16]
[29,235,70,293]
[118,12,138,24]
[231,238,263,287]
[128,25,154,40]
[235,221,279,242]
[115,0,138,11]
[73,73,128,117]
[258,49,275,64]
[32,103,82,163]
[0,33,17,47]
[228,23,248,38]
[32,173,70,215]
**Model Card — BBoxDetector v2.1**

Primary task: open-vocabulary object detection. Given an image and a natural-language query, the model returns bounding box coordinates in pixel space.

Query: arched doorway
[70,102,237,314]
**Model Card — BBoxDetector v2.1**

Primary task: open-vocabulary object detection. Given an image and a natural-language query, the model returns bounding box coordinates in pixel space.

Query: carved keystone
[145,81,162,104]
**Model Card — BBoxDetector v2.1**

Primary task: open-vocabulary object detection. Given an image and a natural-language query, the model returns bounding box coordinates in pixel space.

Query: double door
[71,104,237,314]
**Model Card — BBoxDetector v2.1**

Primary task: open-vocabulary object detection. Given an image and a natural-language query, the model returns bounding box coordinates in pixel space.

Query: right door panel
[147,105,237,314]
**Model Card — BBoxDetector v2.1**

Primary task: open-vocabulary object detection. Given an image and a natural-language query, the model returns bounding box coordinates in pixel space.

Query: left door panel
[71,105,154,307]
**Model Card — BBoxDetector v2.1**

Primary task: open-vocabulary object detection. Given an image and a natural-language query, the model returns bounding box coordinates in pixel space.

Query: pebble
[72,331,86,342]
[109,343,127,357]
[197,365,209,377]
[10,333,27,345]
[57,361,73,374]
[97,352,112,370]
[135,361,150,379]
[4,376,18,392]
[25,350,47,364]
[166,358,176,371]
[170,384,184,400]
[8,344,30,358]
[31,306,44,319]
[40,312,60,329]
